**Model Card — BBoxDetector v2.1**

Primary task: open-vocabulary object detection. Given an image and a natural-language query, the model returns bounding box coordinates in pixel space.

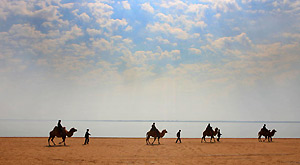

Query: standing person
[176,130,182,143]
[84,129,91,145]
[217,129,222,142]
[57,120,63,136]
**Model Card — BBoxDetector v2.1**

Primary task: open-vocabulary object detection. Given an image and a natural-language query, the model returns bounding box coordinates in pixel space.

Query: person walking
[176,130,182,143]
[84,129,91,145]
[217,129,222,142]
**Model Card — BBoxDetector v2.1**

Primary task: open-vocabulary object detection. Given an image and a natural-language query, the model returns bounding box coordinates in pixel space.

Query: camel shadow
[45,145,70,147]
[147,143,164,146]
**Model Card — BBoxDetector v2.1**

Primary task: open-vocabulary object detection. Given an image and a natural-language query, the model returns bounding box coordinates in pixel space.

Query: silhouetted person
[217,129,222,142]
[262,124,267,131]
[150,123,160,138]
[84,129,91,145]
[176,130,182,143]
[57,120,63,136]
[206,123,213,132]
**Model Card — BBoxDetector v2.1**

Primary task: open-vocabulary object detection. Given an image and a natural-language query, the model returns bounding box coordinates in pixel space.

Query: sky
[1,0,300,122]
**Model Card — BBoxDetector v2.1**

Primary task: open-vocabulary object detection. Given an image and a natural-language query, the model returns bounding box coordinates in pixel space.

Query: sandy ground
[0,137,300,164]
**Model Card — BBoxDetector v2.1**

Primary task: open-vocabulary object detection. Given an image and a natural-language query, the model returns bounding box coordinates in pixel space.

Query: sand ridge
[0,137,300,164]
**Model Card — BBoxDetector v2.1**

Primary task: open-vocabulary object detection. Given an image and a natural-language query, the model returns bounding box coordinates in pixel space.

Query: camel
[258,129,277,142]
[201,127,218,143]
[48,126,77,146]
[146,129,167,145]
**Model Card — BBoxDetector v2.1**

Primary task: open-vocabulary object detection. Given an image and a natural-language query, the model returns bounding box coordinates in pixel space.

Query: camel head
[214,127,219,132]
[69,128,77,133]
[162,129,168,134]
[271,129,277,133]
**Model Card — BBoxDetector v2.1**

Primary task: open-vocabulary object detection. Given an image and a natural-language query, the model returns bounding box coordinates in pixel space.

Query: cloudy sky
[1,0,300,122]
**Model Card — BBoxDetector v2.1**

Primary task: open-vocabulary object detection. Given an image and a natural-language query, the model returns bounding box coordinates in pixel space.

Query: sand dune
[0,137,299,164]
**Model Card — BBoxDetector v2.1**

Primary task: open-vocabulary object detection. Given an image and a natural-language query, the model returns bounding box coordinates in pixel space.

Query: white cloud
[86,28,102,36]
[202,33,253,52]
[146,23,189,40]
[186,4,209,18]
[122,1,131,10]
[214,13,221,19]
[124,25,133,31]
[87,2,128,33]
[78,12,91,22]
[121,47,181,66]
[159,0,188,10]
[189,48,202,55]
[141,2,154,14]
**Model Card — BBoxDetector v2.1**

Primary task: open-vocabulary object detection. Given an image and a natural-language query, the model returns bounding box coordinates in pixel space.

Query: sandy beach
[0,137,300,164]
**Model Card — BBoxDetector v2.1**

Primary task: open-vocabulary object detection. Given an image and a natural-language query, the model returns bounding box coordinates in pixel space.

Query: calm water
[0,119,300,138]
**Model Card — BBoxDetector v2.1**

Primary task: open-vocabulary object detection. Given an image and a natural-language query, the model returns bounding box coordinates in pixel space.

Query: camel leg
[48,137,51,146]
[63,137,66,146]
[146,136,150,145]
[152,137,157,145]
[263,136,267,142]
[258,135,261,142]
[51,137,56,145]
[158,137,160,145]
[201,136,206,143]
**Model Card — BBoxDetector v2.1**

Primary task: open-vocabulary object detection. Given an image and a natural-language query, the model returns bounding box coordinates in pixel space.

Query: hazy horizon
[1,0,300,137]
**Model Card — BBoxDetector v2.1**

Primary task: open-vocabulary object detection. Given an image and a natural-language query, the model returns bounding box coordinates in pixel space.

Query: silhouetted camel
[146,129,167,145]
[258,129,277,142]
[201,127,218,143]
[48,126,77,146]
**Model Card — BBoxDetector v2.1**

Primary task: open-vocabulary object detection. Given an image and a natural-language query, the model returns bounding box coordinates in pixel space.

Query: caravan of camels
[47,120,277,146]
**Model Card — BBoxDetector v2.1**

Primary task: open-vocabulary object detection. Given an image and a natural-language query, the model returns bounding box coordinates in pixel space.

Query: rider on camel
[262,124,268,131]
[150,123,160,138]
[57,120,64,136]
[206,123,213,132]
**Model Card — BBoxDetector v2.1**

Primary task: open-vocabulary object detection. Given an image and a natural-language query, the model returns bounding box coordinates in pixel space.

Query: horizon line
[1,119,300,123]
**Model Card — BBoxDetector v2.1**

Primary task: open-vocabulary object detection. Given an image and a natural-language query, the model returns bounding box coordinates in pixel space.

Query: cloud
[73,10,91,22]
[141,2,155,14]
[186,4,209,18]
[87,2,128,33]
[209,0,241,12]
[159,0,188,10]
[202,33,253,53]
[124,25,133,31]
[282,32,300,40]
[188,48,202,55]
[86,28,102,36]
[146,23,189,40]
[122,1,131,10]
[121,47,181,66]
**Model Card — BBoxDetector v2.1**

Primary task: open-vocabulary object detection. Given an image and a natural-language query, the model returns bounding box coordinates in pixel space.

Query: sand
[0,137,300,164]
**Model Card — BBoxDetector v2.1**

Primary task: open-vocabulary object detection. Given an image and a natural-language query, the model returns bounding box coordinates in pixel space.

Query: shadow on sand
[45,145,70,147]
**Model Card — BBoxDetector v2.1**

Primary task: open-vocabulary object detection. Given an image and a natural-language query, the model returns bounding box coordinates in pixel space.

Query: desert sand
[0,137,300,164]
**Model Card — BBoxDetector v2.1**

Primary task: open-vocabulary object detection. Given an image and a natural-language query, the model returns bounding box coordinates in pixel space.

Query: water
[0,119,300,138]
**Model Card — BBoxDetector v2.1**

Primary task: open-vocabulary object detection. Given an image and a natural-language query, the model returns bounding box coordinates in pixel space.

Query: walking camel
[146,129,168,145]
[48,126,77,146]
[201,127,219,143]
[258,129,277,142]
